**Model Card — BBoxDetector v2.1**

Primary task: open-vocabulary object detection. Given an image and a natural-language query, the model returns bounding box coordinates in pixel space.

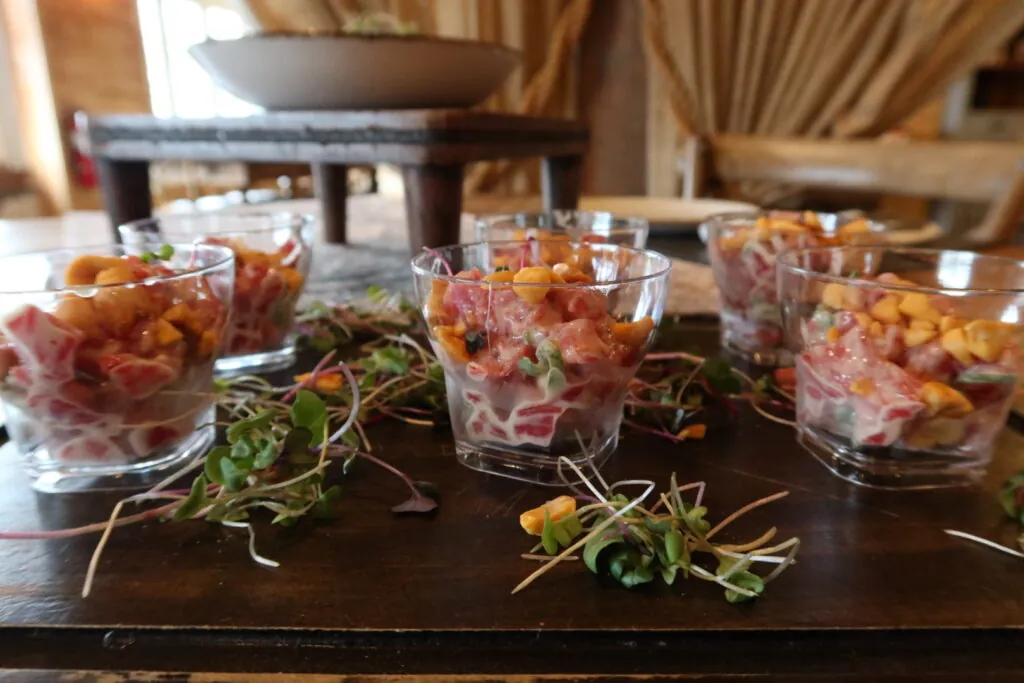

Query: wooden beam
[709,135,1024,203]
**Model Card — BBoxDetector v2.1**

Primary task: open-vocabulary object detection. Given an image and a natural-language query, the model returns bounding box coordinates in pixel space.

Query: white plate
[578,196,759,229]
[190,34,521,110]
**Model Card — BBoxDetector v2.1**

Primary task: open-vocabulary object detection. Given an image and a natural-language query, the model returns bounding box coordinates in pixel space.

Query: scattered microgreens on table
[0,287,801,599]
[999,471,1024,554]
[514,454,800,602]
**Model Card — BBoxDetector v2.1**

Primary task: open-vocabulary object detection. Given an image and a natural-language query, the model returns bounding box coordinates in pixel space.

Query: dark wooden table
[1,320,1023,682]
[82,110,589,252]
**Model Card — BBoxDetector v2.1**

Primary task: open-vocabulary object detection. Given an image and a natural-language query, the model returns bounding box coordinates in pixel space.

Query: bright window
[137,0,261,118]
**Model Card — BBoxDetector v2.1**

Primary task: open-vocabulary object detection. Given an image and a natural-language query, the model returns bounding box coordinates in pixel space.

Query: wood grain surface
[0,323,1021,678]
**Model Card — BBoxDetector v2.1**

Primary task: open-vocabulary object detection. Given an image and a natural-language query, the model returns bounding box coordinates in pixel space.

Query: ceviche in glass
[705,211,883,366]
[476,211,649,249]
[120,213,314,374]
[778,246,1024,489]
[0,244,234,492]
[412,241,671,484]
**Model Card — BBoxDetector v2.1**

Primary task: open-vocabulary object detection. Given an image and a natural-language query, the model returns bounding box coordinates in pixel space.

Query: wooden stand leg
[541,155,583,211]
[312,163,349,244]
[96,158,152,243]
[402,164,464,252]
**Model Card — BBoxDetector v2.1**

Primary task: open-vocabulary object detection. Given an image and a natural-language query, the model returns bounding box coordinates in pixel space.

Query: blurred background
[2,0,1024,240]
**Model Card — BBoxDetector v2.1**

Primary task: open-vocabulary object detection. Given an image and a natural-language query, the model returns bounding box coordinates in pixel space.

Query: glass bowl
[476,211,649,265]
[777,246,1024,489]
[412,241,671,485]
[0,244,234,492]
[120,213,314,374]
[704,211,884,366]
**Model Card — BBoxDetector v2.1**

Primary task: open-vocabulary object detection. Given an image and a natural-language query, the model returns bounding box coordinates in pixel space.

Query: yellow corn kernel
[870,295,903,325]
[552,262,592,283]
[676,423,707,440]
[519,495,577,536]
[843,286,866,311]
[155,318,184,345]
[904,417,967,450]
[850,378,875,396]
[920,381,974,418]
[869,321,884,338]
[279,267,304,293]
[964,319,1018,363]
[838,218,871,238]
[65,255,125,286]
[909,318,936,331]
[294,372,343,394]
[897,293,941,324]
[434,325,471,362]
[854,312,873,329]
[826,326,841,343]
[801,211,823,229]
[94,263,136,286]
[940,316,967,333]
[426,279,449,324]
[904,327,938,348]
[512,266,553,304]
[53,295,99,336]
[941,328,974,365]
[162,302,202,334]
[198,330,219,358]
[612,316,655,347]
[483,270,515,284]
[821,283,846,309]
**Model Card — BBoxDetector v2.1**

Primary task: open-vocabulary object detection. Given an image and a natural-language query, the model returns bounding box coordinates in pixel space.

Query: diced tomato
[107,357,178,399]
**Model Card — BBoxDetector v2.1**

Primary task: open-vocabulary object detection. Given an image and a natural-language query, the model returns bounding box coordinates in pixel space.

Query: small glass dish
[120,212,314,374]
[704,211,883,366]
[412,241,670,485]
[0,244,234,492]
[476,212,649,265]
[778,246,1024,489]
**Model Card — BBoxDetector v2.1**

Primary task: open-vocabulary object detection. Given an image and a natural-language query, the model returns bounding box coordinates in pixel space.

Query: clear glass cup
[476,212,649,264]
[120,213,314,374]
[704,211,883,366]
[412,241,671,485]
[0,244,234,492]
[777,246,1024,489]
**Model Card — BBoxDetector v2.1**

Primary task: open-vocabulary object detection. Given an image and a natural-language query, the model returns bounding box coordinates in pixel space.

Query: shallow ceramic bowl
[189,33,521,110]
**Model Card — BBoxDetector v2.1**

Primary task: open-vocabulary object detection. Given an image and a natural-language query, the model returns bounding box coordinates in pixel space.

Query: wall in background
[0,9,24,170]
[2,0,151,214]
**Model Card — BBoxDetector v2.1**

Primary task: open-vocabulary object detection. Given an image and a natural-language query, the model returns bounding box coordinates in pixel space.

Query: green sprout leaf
[226,409,275,444]
[724,570,765,603]
[315,485,343,518]
[702,357,742,395]
[173,475,208,521]
[204,446,231,485]
[290,390,327,445]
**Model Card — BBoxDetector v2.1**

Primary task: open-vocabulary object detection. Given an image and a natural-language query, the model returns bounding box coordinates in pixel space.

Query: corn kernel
[909,319,936,331]
[869,321,884,338]
[612,316,655,347]
[512,266,553,304]
[904,417,966,450]
[434,325,471,362]
[843,286,866,311]
[676,424,707,440]
[294,372,343,394]
[821,283,847,309]
[964,319,1018,363]
[483,270,515,284]
[156,318,184,345]
[826,326,841,343]
[850,378,875,396]
[870,295,903,325]
[903,327,938,347]
[920,381,974,418]
[940,316,967,333]
[854,312,873,329]
[898,293,942,324]
[519,495,577,536]
[94,264,136,286]
[941,328,974,365]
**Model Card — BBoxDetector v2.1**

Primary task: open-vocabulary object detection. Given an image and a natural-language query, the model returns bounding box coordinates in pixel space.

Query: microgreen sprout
[514,451,799,601]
